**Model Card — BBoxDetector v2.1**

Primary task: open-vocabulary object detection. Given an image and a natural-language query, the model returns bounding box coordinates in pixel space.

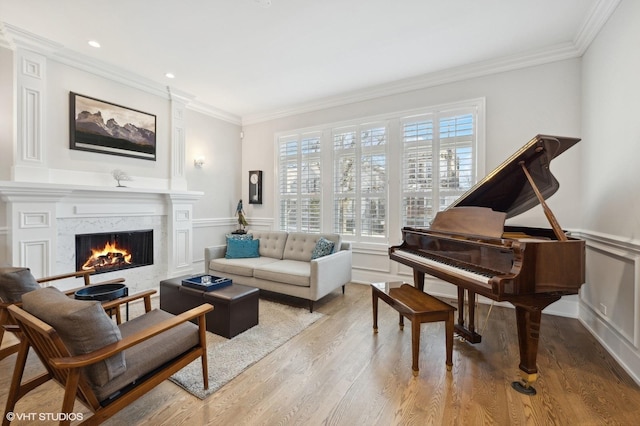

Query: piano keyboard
[391,250,492,286]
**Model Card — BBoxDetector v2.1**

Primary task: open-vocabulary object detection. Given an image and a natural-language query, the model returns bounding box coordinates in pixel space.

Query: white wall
[241,58,583,313]
[187,108,243,270]
[43,60,172,183]
[580,0,640,384]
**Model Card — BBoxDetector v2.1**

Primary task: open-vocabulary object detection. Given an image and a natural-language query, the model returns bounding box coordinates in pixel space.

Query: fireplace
[75,230,154,275]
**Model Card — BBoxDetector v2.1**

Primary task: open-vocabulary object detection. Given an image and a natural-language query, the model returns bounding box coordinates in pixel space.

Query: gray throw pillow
[22,287,126,386]
[0,267,40,303]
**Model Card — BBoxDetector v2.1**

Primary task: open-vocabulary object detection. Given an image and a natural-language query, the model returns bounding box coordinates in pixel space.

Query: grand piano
[389,134,585,395]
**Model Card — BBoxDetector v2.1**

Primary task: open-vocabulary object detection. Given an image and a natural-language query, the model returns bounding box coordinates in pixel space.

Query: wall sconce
[194,156,205,168]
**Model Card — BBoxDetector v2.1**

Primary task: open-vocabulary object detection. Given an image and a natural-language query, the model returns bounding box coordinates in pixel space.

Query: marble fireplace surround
[0,181,203,293]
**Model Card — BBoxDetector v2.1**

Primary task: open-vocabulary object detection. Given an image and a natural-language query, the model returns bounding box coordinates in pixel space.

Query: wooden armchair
[4,287,212,426]
[1,267,128,362]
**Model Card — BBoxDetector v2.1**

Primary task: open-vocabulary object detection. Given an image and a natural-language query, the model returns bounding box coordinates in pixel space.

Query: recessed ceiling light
[165,72,175,79]
[88,40,101,48]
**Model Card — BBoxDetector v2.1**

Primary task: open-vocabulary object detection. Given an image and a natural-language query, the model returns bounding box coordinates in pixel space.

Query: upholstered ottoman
[160,276,259,338]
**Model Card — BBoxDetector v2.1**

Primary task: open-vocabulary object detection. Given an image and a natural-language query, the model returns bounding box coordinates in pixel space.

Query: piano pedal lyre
[454,291,482,344]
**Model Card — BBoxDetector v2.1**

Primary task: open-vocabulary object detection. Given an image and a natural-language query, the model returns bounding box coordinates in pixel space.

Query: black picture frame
[249,170,263,204]
[69,92,157,161]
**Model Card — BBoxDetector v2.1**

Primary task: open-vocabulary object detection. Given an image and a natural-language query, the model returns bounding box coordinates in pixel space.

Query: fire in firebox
[75,230,153,275]
[82,241,132,271]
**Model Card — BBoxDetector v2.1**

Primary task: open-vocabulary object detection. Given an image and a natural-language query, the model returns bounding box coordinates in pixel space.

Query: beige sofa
[204,230,352,311]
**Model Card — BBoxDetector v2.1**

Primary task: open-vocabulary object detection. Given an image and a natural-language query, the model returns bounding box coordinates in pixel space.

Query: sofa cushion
[311,237,335,259]
[210,256,280,277]
[225,238,260,259]
[22,287,126,387]
[249,230,289,259]
[93,309,200,402]
[283,233,342,262]
[254,260,311,287]
[0,266,40,303]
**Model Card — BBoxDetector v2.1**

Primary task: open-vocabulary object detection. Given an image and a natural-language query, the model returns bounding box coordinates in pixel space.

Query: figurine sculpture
[111,169,131,187]
[236,199,248,233]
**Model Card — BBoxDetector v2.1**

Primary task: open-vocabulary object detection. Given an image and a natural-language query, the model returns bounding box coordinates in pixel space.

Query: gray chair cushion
[0,267,40,303]
[93,309,200,402]
[21,287,126,387]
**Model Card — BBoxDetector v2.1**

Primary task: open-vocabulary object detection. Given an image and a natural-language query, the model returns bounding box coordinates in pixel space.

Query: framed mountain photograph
[69,92,157,161]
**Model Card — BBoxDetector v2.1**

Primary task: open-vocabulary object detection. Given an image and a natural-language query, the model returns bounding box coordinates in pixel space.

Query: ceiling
[0,0,618,122]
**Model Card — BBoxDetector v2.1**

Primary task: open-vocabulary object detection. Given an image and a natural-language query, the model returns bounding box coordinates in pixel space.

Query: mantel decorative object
[111,169,131,187]
[70,92,157,161]
[249,170,262,204]
[235,199,248,234]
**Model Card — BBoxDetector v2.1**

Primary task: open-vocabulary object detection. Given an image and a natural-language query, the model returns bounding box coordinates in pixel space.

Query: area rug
[169,299,323,399]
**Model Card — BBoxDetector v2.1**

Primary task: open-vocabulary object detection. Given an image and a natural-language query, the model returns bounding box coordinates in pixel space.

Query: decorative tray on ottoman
[182,275,232,292]
[75,283,128,301]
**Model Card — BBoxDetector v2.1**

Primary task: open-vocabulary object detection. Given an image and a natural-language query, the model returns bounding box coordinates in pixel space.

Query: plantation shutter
[278,133,321,232]
[401,110,476,227]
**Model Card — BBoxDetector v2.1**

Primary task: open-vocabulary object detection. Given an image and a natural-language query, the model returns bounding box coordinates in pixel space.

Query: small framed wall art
[249,170,263,204]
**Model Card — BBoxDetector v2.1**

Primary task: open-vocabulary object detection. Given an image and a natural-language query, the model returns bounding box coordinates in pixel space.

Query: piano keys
[389,134,586,395]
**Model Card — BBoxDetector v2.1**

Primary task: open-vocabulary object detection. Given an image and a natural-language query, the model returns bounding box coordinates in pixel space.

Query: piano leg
[510,295,561,395]
[372,288,379,333]
[413,269,425,292]
[457,287,466,331]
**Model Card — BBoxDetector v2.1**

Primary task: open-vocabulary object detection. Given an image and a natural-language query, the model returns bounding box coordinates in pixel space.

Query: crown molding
[240,42,580,125]
[241,0,621,126]
[0,22,13,49]
[188,100,242,125]
[167,86,195,105]
[1,23,63,54]
[1,0,621,128]
[1,23,241,125]
[573,0,621,55]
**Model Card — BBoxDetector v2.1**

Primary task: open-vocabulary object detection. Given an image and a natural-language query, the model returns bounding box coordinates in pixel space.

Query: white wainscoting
[578,230,640,385]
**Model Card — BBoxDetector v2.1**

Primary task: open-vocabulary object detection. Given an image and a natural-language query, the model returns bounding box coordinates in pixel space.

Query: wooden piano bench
[371,281,456,376]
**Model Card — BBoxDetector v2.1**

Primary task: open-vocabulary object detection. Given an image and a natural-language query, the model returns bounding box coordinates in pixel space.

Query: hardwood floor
[2,283,639,425]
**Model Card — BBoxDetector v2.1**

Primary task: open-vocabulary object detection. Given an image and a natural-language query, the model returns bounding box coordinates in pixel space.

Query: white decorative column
[166,192,202,277]
[0,186,71,278]
[13,48,47,182]
[168,87,194,191]
[7,25,63,183]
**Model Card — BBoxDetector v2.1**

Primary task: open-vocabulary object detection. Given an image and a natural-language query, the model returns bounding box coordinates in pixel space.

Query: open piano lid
[449,134,580,219]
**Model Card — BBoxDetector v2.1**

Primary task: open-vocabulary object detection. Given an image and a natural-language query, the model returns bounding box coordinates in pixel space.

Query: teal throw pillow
[226,238,260,259]
[311,237,335,260]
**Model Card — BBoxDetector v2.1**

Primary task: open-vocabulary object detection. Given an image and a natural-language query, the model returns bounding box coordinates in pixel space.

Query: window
[333,125,387,240]
[278,133,321,232]
[276,99,483,243]
[401,109,476,227]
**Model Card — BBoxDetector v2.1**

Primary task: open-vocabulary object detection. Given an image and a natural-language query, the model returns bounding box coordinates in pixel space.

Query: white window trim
[274,98,486,245]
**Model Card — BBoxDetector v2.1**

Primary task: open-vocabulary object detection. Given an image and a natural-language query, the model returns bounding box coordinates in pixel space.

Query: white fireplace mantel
[0,181,203,291]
